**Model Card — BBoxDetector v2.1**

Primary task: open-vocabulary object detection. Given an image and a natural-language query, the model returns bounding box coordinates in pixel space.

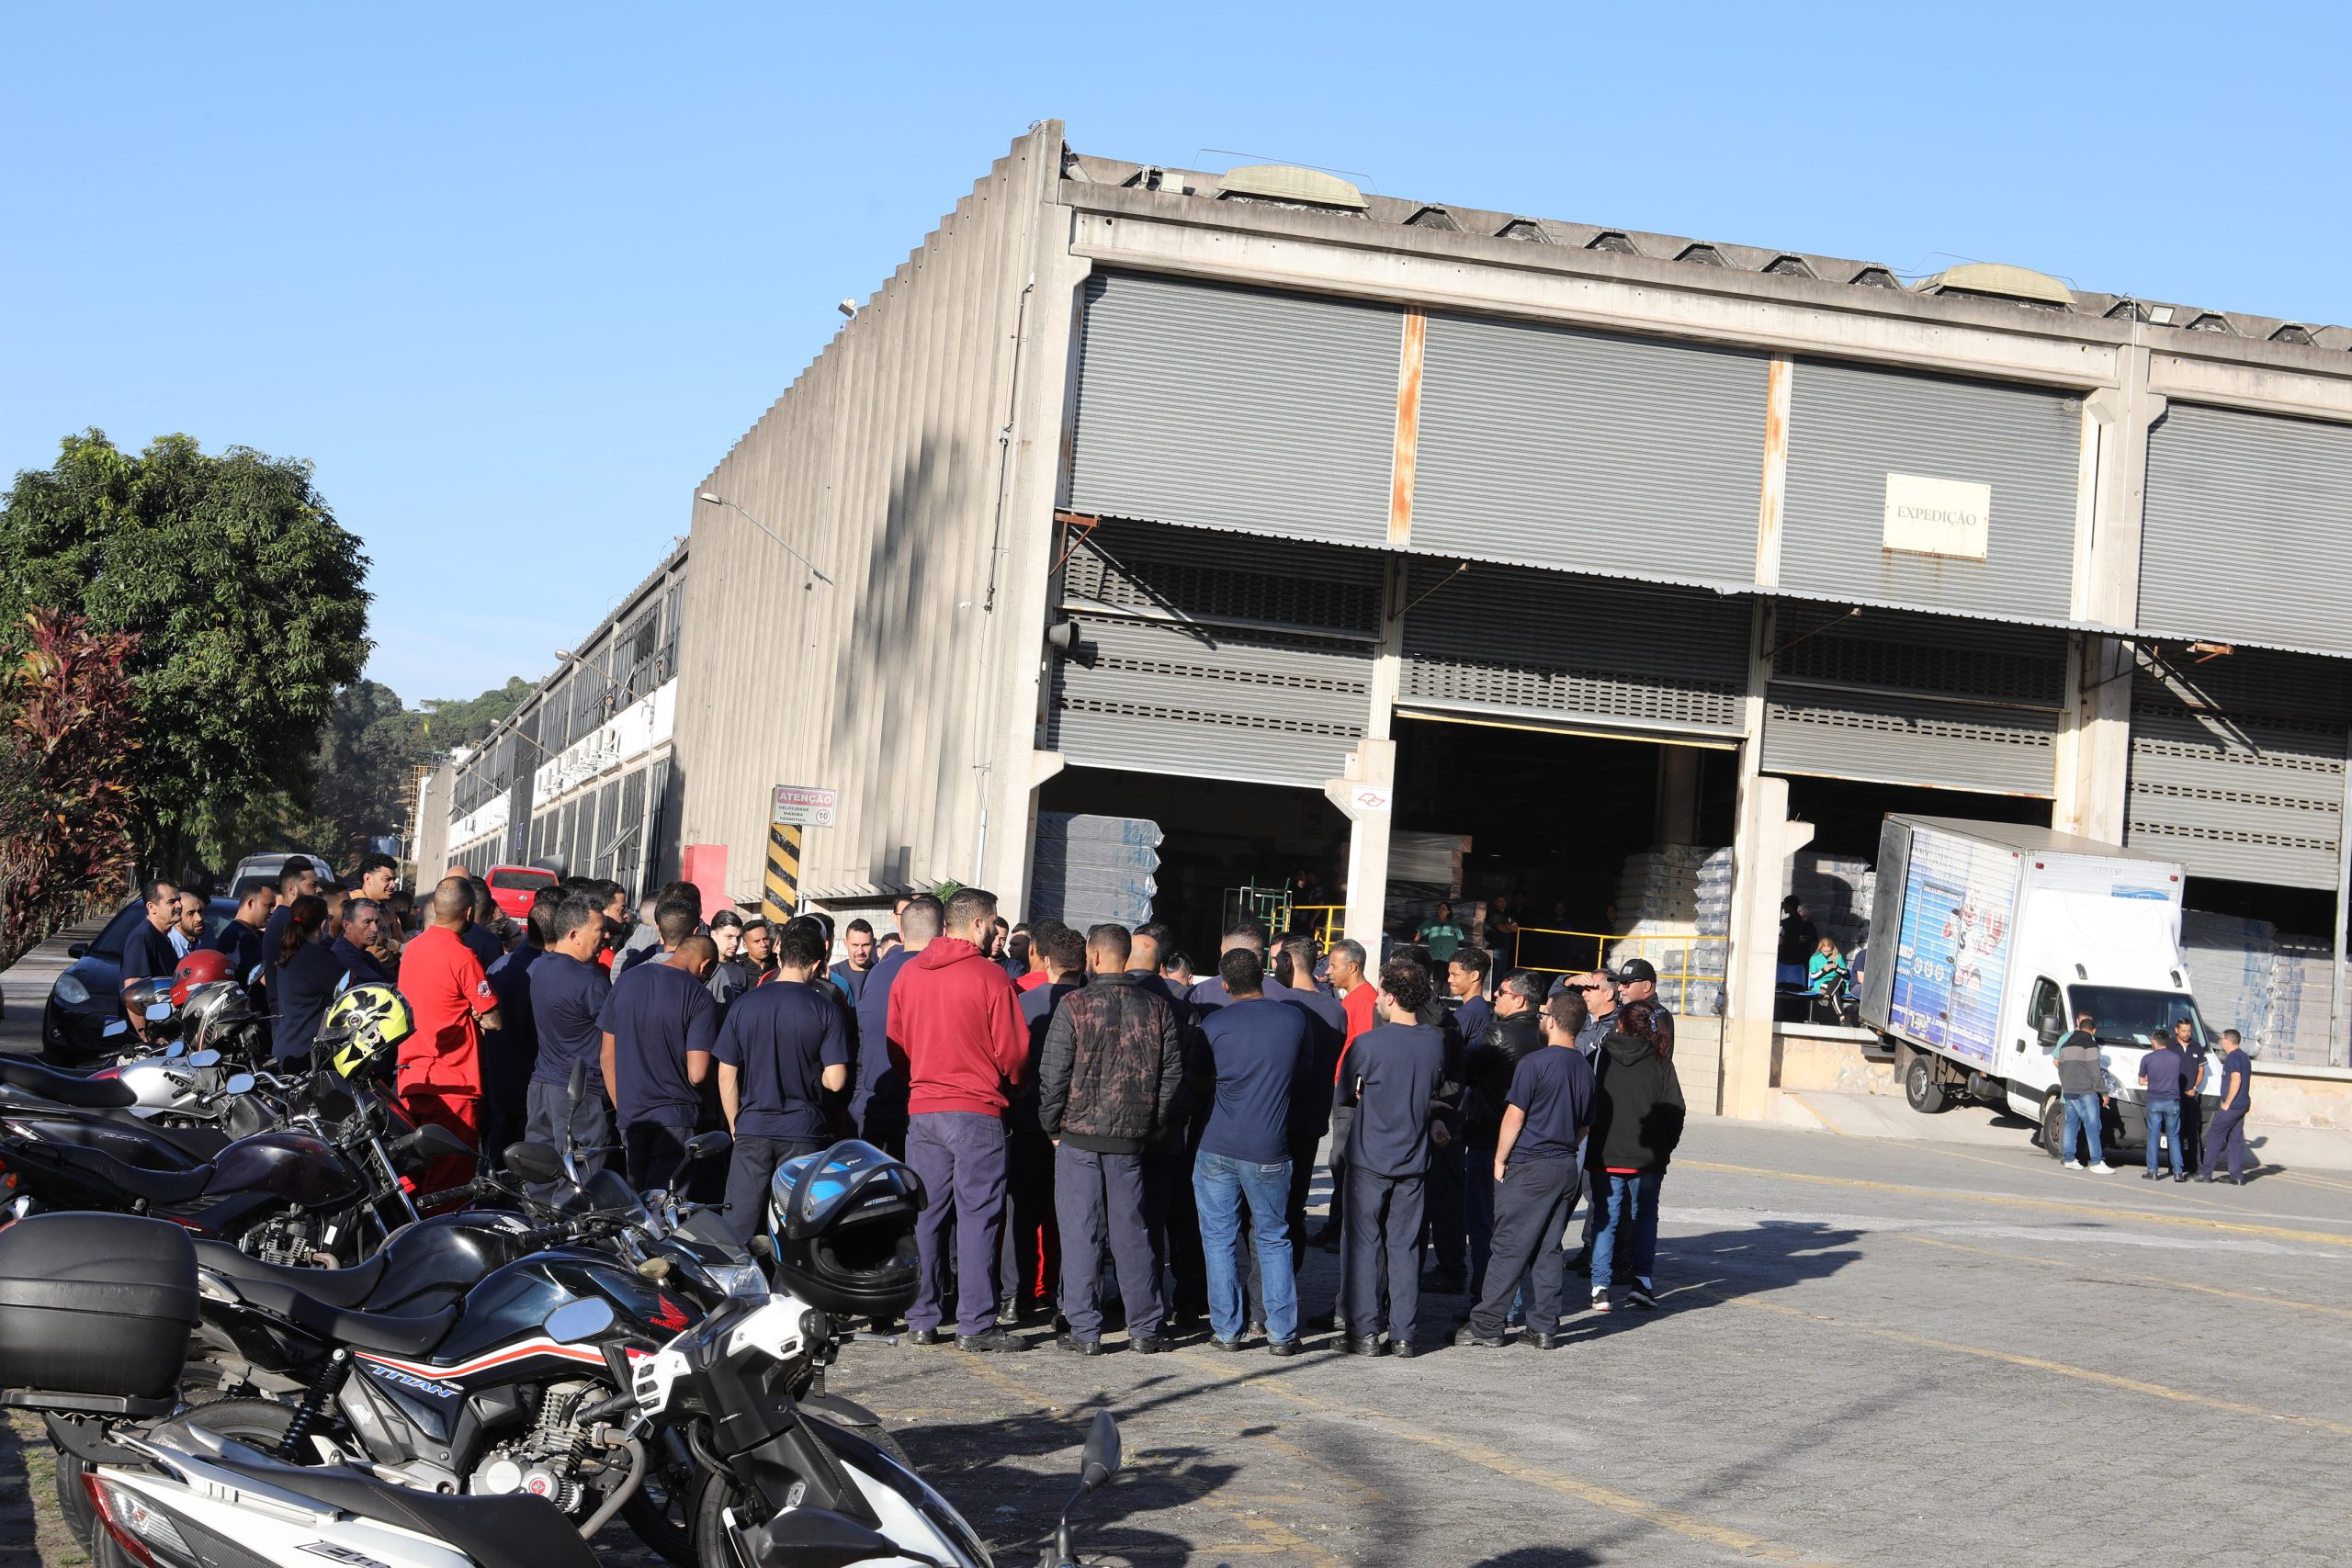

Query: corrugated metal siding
[1410,314,1767,585]
[2140,402,2352,654]
[1762,611,2065,795]
[1397,561,1749,736]
[1046,518,1376,787]
[2127,649,2351,888]
[1066,271,1397,548]
[1780,360,2081,622]
[673,130,1062,905]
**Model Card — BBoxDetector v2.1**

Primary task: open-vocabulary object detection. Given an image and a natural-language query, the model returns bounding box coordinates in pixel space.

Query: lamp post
[696,491,834,586]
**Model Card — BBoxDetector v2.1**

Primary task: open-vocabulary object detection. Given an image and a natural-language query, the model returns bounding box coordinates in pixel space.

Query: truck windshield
[2069,986,2208,1048]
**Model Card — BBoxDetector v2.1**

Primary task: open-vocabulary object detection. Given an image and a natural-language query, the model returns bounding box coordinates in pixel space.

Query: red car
[484,863,560,921]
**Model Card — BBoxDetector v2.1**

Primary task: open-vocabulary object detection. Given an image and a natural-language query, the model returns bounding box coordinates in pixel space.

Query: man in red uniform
[398,878,502,1190]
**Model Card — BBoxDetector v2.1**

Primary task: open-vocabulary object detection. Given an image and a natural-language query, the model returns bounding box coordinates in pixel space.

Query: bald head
[431,878,472,929]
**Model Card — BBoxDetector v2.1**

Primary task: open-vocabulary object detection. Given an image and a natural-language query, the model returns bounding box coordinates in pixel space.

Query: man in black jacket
[1463,970,1548,1303]
[1039,924,1186,1354]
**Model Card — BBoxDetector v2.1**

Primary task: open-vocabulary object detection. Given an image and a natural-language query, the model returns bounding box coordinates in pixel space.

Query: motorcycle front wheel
[620,1421,700,1568]
[684,1423,916,1568]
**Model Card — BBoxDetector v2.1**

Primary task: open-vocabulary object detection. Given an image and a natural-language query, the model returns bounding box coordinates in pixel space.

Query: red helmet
[171,948,235,1006]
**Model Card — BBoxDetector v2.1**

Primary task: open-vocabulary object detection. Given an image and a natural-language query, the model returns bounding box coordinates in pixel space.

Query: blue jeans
[1194,1150,1297,1343]
[1590,1170,1663,1294]
[2144,1100,2184,1176]
[2061,1094,2104,1165]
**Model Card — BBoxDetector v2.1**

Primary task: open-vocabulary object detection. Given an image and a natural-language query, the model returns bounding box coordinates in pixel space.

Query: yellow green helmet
[321,983,414,1079]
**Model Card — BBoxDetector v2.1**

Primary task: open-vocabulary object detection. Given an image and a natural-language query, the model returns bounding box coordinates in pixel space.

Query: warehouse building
[435,121,2352,1121]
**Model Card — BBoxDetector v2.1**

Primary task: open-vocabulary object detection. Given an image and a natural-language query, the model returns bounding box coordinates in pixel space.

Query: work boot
[1266,1338,1302,1358]
[1129,1334,1173,1354]
[956,1326,1023,1353]
[1340,1334,1385,1356]
[1453,1326,1504,1348]
[1055,1334,1102,1356]
[906,1328,946,1347]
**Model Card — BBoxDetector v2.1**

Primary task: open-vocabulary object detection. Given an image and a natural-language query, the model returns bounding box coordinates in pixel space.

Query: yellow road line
[1182,1350,1844,1565]
[2274,1168,2352,1196]
[1707,1291,2352,1438]
[1901,1138,2250,1216]
[1679,1159,2352,1247]
[1897,1233,2352,1322]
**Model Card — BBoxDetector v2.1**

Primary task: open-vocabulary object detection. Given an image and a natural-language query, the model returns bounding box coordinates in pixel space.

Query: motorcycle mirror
[222,1074,256,1098]
[1080,1410,1122,1491]
[542,1297,616,1345]
[412,1123,473,1160]
[752,1509,915,1568]
[567,1058,587,1112]
[186,1049,222,1070]
[503,1142,566,1185]
[146,1003,175,1023]
[684,1130,732,1162]
[164,1042,187,1060]
[102,1020,129,1040]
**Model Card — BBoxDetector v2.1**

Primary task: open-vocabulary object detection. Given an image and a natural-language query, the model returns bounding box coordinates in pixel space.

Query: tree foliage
[0,430,372,874]
[0,611,142,969]
[280,676,529,869]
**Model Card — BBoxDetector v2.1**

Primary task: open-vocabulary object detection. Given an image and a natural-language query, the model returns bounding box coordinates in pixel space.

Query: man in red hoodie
[888,886,1031,1351]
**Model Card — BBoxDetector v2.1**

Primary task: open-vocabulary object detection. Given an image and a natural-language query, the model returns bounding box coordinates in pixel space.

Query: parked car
[228,850,341,897]
[484,863,559,920]
[41,897,240,1064]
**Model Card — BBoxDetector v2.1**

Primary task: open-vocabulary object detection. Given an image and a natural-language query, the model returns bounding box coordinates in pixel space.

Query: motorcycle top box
[0,1212,197,1402]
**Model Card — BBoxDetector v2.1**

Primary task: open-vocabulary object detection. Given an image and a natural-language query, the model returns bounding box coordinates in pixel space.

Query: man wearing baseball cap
[1610,958,1675,1062]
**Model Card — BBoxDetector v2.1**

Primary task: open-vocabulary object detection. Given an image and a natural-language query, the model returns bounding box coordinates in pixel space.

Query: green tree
[0,430,371,874]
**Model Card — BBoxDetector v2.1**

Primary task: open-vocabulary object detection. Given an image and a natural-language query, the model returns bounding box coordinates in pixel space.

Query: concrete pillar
[1656,748,1701,848]
[2055,371,2162,844]
[1723,773,1814,1121]
[1326,742,1396,955]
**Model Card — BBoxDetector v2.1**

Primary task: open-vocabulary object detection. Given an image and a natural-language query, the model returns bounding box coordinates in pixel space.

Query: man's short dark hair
[1544,987,1591,1037]
[1395,942,1432,973]
[846,918,875,937]
[1086,923,1133,965]
[655,897,701,947]
[777,917,828,971]
[1218,947,1265,996]
[1450,944,1491,980]
[1499,970,1546,1006]
[900,895,944,941]
[1135,920,1177,951]
[341,897,381,932]
[550,893,604,944]
[1221,916,1269,953]
[1379,958,1431,1014]
[140,877,177,905]
[1045,924,1086,973]
[2222,1028,2243,1044]
[944,887,998,931]
[278,856,312,882]
[708,908,742,931]
[356,852,398,882]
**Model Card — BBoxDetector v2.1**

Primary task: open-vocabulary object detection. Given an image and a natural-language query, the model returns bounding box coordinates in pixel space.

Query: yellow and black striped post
[763,823,802,922]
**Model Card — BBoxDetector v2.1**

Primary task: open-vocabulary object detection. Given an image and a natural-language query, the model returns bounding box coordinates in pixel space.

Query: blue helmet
[769,1140,924,1316]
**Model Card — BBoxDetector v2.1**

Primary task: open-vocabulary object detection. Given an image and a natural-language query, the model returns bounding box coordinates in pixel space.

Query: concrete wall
[670,125,1071,909]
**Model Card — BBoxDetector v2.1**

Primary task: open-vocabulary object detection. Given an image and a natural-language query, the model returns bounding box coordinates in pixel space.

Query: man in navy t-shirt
[1338,959,1448,1357]
[119,879,182,1040]
[1460,988,1596,1348]
[714,919,850,1241]
[525,895,616,1187]
[2197,1028,2256,1185]
[1194,948,1317,1352]
[2138,1035,2190,1180]
[600,933,719,1192]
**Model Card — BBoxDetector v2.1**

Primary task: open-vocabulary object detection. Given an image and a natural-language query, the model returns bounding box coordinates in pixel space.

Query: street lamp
[697,491,834,586]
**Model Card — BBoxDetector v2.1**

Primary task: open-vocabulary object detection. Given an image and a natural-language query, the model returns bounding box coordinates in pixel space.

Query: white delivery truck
[1859,816,2219,1159]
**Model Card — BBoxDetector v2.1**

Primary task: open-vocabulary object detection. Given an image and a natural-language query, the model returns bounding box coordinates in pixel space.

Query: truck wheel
[1904,1054,1950,1114]
[2040,1092,2069,1160]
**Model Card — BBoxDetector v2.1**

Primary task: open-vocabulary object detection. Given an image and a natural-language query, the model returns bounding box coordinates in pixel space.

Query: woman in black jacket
[1585,998,1684,1313]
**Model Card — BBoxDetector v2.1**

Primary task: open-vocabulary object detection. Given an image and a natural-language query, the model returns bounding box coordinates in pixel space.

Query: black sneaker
[2195,1173,2214,1183]
[2175,1173,2190,1183]
[1453,1327,1504,1348]
[2141,1170,2160,1180]
[906,1328,945,1347]
[1627,1281,1658,1311]
[1055,1334,1102,1356]
[1130,1334,1172,1355]
[956,1327,1023,1353]
[1266,1338,1302,1357]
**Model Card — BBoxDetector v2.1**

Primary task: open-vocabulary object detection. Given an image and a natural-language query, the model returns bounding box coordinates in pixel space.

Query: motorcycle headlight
[710,1260,771,1301]
[54,975,90,1006]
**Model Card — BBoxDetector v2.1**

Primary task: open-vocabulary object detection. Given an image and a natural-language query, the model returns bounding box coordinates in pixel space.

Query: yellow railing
[1292,904,1346,948]
[1510,925,1724,1002]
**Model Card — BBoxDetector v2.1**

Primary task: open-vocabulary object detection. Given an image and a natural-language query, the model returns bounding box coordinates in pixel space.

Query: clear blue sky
[7,4,2346,704]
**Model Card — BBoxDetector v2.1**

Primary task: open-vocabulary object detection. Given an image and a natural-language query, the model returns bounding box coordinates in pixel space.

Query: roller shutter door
[1396,561,1750,739]
[1046,519,1381,788]
[2139,402,2352,656]
[1762,611,2065,795]
[1781,361,2082,623]
[2127,649,2350,888]
[1409,314,1766,586]
[1065,272,1397,549]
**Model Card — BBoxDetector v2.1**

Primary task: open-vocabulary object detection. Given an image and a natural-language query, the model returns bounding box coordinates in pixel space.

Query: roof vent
[2105,300,2148,322]
[2188,312,2233,333]
[2270,323,2315,346]
[1764,254,1815,278]
[1405,205,1460,231]
[1849,266,1900,289]
[1678,243,1728,267]
[1497,219,1550,243]
[1216,164,1368,210]
[1587,231,1637,255]
[1913,262,2073,309]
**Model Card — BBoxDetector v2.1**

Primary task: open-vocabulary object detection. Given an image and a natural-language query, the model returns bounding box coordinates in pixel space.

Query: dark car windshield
[489,868,557,893]
[88,901,147,960]
[2069,986,2209,1049]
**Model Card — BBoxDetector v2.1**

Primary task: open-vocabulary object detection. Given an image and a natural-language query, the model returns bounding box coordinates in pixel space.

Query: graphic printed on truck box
[1888,828,2021,1068]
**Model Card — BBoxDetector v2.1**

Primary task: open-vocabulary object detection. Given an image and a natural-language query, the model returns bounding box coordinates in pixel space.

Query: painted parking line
[1702,1290,2352,1437]
[1679,1159,2352,1247]
[1896,1233,2352,1321]
[1178,1349,1846,1565]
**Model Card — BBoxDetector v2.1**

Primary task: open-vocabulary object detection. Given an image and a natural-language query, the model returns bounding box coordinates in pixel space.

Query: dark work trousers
[1323,1105,1354,1235]
[2179,1094,2206,1172]
[523,1078,613,1201]
[1465,1157,1576,1338]
[1464,1135,1503,1300]
[625,1120,694,1195]
[1001,1128,1060,1314]
[1055,1144,1161,1342]
[1423,1124,1467,1276]
[723,1135,826,1244]
[2199,1101,2251,1181]
[1146,1134,1208,1321]
[858,1091,910,1161]
[1343,1166,1426,1344]
[906,1111,1011,1337]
